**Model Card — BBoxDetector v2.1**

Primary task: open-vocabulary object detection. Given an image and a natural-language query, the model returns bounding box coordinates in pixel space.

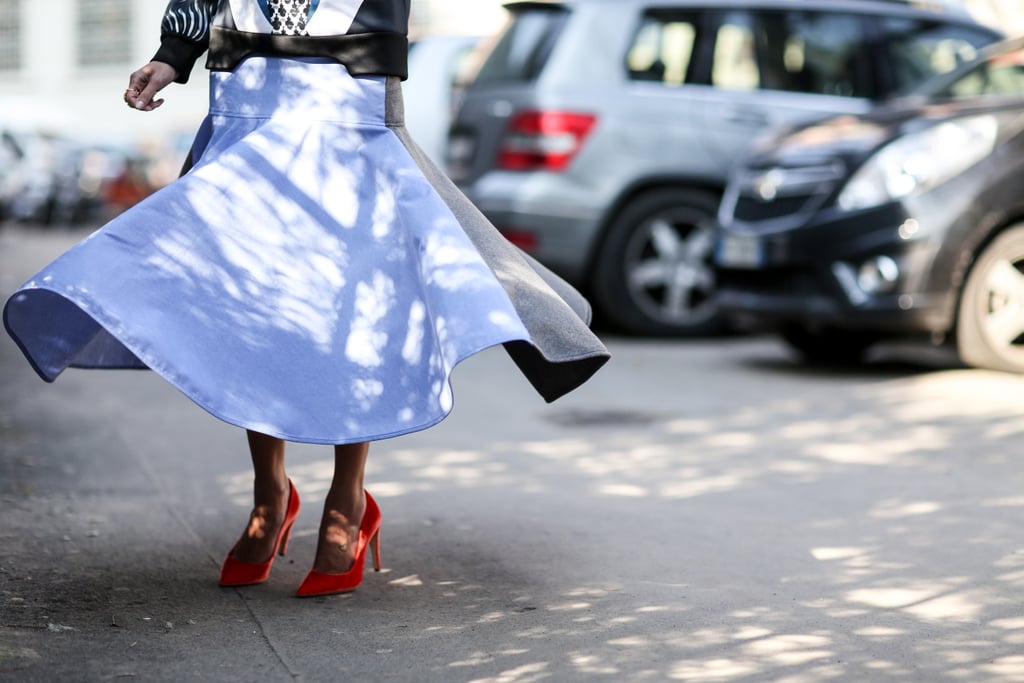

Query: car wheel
[779,325,878,366]
[956,223,1024,373]
[591,189,723,336]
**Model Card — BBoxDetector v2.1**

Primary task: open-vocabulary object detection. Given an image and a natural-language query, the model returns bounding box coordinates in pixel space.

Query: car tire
[956,223,1024,373]
[779,325,878,367]
[590,189,724,337]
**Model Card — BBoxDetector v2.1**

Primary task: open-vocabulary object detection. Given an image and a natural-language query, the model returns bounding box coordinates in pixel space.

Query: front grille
[717,267,821,297]
[732,195,813,222]
[725,161,845,226]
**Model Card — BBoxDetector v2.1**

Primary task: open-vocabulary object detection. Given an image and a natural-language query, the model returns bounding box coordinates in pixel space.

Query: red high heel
[295,491,382,597]
[219,479,301,587]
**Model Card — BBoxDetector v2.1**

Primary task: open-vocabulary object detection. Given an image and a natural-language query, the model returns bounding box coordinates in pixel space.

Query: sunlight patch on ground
[569,653,619,674]
[361,480,412,496]
[870,500,943,519]
[807,440,924,465]
[546,602,591,612]
[704,431,759,448]
[810,547,870,561]
[597,484,649,497]
[845,586,939,609]
[853,626,906,638]
[636,605,672,613]
[985,417,1024,439]
[768,459,821,475]
[663,419,715,434]
[982,656,1024,679]
[741,633,833,666]
[606,615,638,624]
[873,371,1024,420]
[659,475,750,499]
[467,661,549,683]
[991,617,1024,629]
[449,652,496,667]
[669,657,759,681]
[778,421,836,440]
[388,574,424,587]
[607,635,652,647]
[903,592,984,622]
[520,439,595,459]
[982,496,1024,507]
[845,584,983,622]
[732,626,773,640]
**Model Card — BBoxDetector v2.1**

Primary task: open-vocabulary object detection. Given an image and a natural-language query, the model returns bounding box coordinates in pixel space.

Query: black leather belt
[207,26,409,79]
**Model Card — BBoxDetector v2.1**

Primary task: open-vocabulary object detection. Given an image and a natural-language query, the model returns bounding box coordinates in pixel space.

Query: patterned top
[268,0,312,35]
[154,0,411,82]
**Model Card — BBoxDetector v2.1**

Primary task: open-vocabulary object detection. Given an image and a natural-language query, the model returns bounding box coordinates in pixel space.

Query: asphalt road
[2,224,1024,682]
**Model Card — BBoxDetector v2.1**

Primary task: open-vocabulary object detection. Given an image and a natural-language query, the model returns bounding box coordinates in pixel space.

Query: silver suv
[447,0,1001,335]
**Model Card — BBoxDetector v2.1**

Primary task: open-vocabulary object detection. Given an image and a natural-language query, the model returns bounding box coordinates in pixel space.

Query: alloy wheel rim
[978,248,1024,366]
[623,209,717,326]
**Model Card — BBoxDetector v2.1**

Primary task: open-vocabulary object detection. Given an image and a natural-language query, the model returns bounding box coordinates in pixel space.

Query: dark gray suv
[447,0,1002,335]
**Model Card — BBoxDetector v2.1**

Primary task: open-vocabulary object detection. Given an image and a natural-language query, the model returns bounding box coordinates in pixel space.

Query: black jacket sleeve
[151,0,221,84]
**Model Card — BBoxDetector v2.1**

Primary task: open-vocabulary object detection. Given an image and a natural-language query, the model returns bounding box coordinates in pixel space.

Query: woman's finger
[124,69,149,108]
[124,85,141,106]
[123,62,177,112]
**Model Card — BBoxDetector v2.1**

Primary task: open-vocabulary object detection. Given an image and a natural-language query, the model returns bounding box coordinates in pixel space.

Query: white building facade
[0,0,1020,144]
[0,0,507,143]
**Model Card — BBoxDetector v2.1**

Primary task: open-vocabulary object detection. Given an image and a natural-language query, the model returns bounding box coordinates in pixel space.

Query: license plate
[716,233,764,268]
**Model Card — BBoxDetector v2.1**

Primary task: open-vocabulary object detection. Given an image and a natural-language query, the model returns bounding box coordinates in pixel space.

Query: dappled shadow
[5,221,1024,679]
[205,343,1024,681]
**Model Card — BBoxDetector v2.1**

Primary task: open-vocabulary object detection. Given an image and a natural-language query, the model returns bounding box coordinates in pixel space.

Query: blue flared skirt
[3,57,608,444]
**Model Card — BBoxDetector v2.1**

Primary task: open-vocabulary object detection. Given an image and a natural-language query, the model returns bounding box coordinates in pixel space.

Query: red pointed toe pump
[219,479,301,587]
[295,491,382,597]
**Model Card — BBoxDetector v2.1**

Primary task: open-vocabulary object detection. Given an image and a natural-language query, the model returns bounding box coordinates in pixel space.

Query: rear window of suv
[627,8,876,97]
[710,10,872,97]
[474,6,570,84]
[627,11,701,85]
[624,7,1000,100]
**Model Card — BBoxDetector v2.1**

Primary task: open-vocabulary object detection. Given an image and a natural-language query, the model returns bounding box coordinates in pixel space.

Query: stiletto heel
[370,528,382,572]
[219,479,301,587]
[278,519,295,556]
[295,491,382,597]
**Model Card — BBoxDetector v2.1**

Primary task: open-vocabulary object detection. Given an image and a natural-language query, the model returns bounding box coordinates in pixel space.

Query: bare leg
[312,442,369,574]
[230,430,290,563]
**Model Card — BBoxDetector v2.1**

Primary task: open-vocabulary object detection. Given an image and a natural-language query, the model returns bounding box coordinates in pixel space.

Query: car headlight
[837,114,998,211]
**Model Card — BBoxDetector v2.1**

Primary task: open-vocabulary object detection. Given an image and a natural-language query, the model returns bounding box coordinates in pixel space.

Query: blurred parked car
[714,37,1024,373]
[51,142,145,225]
[0,129,69,225]
[0,129,23,220]
[447,0,1002,336]
[405,34,486,171]
[0,131,149,227]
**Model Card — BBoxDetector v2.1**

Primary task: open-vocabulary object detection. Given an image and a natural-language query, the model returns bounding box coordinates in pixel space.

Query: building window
[0,0,20,71]
[78,0,133,67]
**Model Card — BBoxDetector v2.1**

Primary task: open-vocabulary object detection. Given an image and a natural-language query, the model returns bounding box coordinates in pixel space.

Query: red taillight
[498,228,539,252]
[498,110,597,172]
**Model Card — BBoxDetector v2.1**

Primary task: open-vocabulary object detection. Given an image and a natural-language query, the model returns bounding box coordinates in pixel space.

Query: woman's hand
[124,61,179,112]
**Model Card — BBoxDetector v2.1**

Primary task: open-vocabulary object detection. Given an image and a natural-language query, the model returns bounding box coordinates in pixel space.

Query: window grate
[0,0,20,71]
[78,0,133,67]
